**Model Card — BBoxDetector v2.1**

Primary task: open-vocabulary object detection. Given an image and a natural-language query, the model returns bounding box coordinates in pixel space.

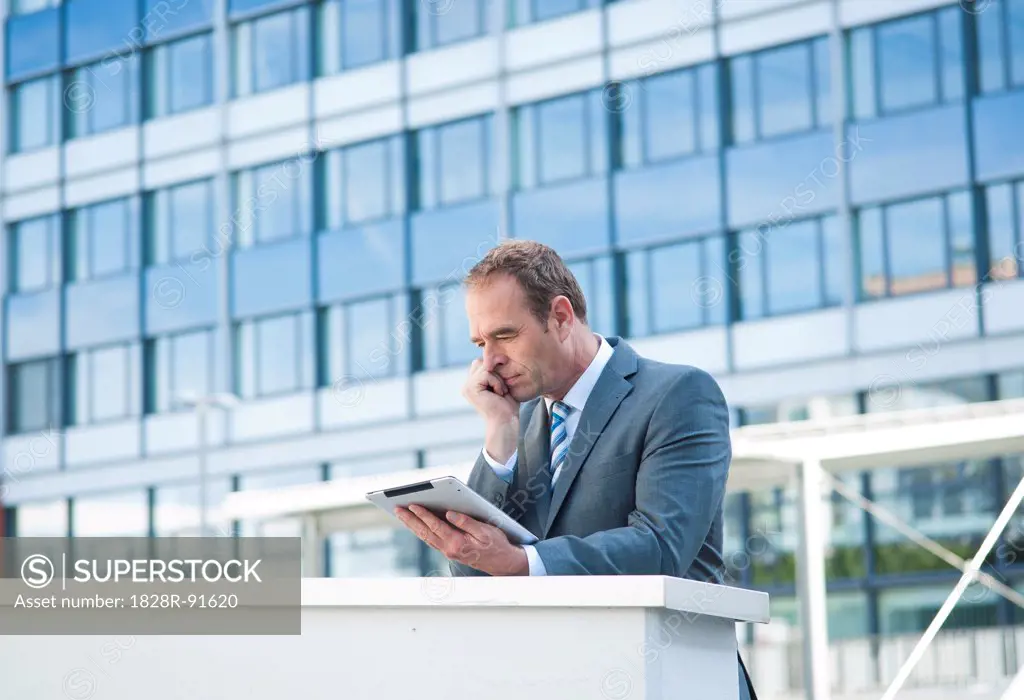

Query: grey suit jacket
[450,335,753,699]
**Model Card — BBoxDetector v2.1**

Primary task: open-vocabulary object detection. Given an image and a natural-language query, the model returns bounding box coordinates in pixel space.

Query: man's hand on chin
[395,505,530,576]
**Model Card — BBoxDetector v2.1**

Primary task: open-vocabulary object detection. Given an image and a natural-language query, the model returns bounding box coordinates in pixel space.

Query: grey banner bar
[0,537,301,635]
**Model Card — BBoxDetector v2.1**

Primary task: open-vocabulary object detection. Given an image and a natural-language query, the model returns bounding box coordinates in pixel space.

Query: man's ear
[550,296,574,338]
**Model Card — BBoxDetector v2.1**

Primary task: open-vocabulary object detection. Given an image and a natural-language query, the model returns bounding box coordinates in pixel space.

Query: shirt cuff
[482,448,518,484]
[523,545,546,576]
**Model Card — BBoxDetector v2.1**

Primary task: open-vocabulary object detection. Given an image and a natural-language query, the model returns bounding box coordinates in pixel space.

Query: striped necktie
[549,401,571,480]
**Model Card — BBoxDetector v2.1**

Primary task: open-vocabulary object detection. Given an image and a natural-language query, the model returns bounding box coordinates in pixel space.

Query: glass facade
[2,0,1024,636]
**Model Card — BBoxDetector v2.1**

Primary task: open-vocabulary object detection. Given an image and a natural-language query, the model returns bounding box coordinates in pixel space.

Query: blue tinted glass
[511,179,610,258]
[697,64,719,151]
[432,0,483,47]
[736,230,764,319]
[229,0,291,13]
[7,291,61,361]
[411,200,500,285]
[441,284,475,367]
[822,215,846,306]
[438,116,488,204]
[90,345,129,421]
[1010,0,1024,86]
[90,200,130,277]
[986,184,1016,278]
[977,0,1007,93]
[537,93,588,183]
[318,221,405,301]
[5,7,60,79]
[11,77,56,152]
[343,0,388,68]
[12,217,53,292]
[144,264,220,336]
[87,55,138,133]
[850,28,876,119]
[937,8,964,101]
[619,81,643,168]
[533,0,584,23]
[170,180,211,260]
[813,37,831,124]
[257,314,298,395]
[347,297,392,378]
[169,35,211,113]
[727,131,837,228]
[877,14,937,113]
[172,329,212,401]
[730,55,755,143]
[65,0,138,64]
[65,276,140,347]
[766,219,821,315]
[232,239,312,317]
[652,240,705,330]
[857,208,884,299]
[886,196,946,296]
[973,90,1024,181]
[625,251,650,337]
[344,139,390,224]
[947,190,975,287]
[614,156,722,246]
[848,108,968,206]
[144,0,214,39]
[757,42,813,137]
[566,256,614,337]
[253,11,295,92]
[254,163,296,242]
[643,69,696,161]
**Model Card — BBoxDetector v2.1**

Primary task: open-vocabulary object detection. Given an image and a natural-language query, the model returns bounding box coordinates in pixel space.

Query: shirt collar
[544,334,614,415]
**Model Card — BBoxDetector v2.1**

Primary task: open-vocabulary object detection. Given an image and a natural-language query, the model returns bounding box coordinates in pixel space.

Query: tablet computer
[365,476,538,546]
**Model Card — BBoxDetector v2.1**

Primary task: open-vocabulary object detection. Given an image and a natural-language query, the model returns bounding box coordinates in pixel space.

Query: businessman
[394,240,755,699]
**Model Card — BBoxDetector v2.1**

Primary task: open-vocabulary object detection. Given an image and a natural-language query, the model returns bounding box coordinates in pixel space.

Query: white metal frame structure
[222,397,1024,700]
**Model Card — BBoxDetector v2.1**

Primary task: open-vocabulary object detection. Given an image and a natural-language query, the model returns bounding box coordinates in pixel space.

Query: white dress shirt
[480,334,615,575]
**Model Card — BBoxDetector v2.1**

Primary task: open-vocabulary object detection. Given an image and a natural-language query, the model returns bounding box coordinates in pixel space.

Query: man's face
[465,274,563,402]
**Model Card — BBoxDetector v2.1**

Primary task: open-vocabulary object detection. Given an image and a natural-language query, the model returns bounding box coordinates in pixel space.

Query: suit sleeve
[530,367,731,577]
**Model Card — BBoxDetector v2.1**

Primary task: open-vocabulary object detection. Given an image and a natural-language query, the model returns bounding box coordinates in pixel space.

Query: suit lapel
[509,399,551,527]
[543,339,637,536]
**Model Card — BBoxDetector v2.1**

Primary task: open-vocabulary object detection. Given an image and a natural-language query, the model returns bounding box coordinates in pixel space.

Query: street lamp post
[175,392,239,536]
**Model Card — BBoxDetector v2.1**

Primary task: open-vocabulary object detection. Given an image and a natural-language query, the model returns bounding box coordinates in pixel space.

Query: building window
[231,5,310,97]
[65,54,141,138]
[419,283,475,370]
[985,179,1024,280]
[856,190,976,299]
[849,7,964,119]
[144,179,214,266]
[509,0,601,26]
[626,236,727,337]
[6,357,62,434]
[415,0,490,50]
[513,89,607,189]
[977,0,1024,94]
[8,75,60,152]
[414,113,495,210]
[8,214,60,293]
[735,215,845,320]
[319,134,406,230]
[729,36,830,144]
[9,0,60,14]
[617,63,719,168]
[71,490,150,538]
[66,343,138,426]
[65,197,138,282]
[144,33,214,118]
[232,157,313,248]
[316,0,400,74]
[234,312,315,398]
[144,328,215,414]
[319,294,406,383]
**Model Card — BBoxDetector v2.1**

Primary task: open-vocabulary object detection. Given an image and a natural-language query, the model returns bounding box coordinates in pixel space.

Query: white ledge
[300,576,770,624]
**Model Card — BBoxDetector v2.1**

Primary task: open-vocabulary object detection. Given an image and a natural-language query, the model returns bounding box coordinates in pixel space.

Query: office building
[1,0,1023,648]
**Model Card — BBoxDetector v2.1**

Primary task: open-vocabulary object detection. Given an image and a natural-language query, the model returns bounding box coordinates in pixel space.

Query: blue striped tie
[549,401,571,480]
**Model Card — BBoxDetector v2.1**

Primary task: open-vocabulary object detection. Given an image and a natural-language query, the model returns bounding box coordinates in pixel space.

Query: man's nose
[482,349,505,373]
